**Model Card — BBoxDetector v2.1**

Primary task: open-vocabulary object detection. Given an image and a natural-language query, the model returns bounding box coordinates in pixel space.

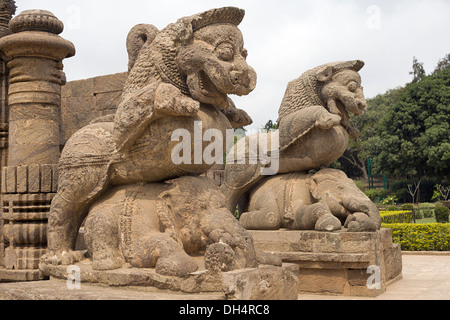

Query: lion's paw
[316,111,341,129]
[176,97,201,116]
[155,83,200,117]
[221,107,253,128]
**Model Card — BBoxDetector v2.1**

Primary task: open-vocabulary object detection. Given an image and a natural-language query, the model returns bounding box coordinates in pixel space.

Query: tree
[407,180,421,205]
[334,53,449,183]
[262,119,278,132]
[409,56,426,84]
[433,53,450,75]
[336,87,404,179]
[371,68,450,180]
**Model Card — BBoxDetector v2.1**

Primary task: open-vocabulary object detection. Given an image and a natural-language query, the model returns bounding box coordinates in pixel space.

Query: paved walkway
[299,253,450,300]
[1,254,449,300]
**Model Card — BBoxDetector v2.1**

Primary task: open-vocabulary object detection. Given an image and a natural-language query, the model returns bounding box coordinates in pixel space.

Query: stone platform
[0,279,224,300]
[38,260,299,300]
[249,228,402,297]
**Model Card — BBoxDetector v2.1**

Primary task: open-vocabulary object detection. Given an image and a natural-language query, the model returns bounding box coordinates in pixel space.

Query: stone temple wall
[60,72,127,145]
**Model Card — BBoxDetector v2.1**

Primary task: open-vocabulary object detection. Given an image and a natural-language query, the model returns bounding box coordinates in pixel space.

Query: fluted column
[0,9,75,166]
[0,0,15,272]
[0,9,74,277]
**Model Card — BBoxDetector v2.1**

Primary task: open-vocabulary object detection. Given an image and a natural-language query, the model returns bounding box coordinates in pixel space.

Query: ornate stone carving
[0,9,73,278]
[0,0,15,32]
[241,169,379,232]
[0,9,75,166]
[41,7,280,280]
[9,9,64,34]
[82,176,263,275]
[222,61,381,232]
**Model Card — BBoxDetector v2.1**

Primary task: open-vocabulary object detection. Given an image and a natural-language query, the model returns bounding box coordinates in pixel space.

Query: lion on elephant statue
[41,7,279,275]
[222,60,382,232]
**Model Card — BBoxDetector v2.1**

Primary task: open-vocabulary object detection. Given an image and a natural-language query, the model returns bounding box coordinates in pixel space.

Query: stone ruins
[0,2,402,299]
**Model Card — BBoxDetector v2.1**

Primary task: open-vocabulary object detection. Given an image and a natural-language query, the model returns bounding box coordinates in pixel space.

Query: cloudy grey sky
[17,0,450,131]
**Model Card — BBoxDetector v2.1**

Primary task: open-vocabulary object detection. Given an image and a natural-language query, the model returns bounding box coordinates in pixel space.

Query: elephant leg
[292,202,342,232]
[240,210,280,230]
[129,233,198,277]
[238,187,280,231]
[84,207,125,271]
[344,212,378,232]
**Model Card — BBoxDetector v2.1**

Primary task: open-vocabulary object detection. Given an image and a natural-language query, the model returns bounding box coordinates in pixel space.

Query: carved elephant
[240,169,381,232]
[83,176,279,276]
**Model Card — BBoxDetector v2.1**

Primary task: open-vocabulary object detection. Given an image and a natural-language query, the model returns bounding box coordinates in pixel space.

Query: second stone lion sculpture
[222,60,382,232]
[42,7,279,275]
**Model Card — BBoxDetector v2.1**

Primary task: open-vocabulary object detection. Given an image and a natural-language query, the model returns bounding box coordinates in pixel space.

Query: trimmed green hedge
[383,223,450,251]
[415,203,435,219]
[380,211,413,224]
[435,206,450,223]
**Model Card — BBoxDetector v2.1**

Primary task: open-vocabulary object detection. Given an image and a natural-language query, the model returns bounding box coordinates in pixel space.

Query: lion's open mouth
[336,98,366,118]
[335,100,350,120]
[198,70,222,97]
[189,70,229,108]
[187,66,255,109]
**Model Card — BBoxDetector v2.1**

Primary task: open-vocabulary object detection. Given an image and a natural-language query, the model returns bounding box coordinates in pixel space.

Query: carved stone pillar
[0,9,74,280]
[0,0,15,274]
[1,9,75,166]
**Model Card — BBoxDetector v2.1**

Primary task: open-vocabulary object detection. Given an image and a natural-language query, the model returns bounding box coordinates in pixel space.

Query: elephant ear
[309,176,321,201]
[126,24,159,71]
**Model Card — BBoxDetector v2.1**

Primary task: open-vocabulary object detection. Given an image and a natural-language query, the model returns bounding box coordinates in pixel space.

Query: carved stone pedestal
[40,260,299,300]
[0,193,54,281]
[249,228,402,297]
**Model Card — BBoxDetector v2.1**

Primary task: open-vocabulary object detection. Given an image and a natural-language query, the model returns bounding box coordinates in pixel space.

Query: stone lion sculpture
[222,60,382,232]
[43,7,266,272]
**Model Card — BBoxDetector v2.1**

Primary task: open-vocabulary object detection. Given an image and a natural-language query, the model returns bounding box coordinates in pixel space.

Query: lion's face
[176,24,257,109]
[319,69,367,120]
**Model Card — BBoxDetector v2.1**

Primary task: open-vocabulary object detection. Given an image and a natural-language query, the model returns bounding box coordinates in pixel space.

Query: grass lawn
[415,217,437,224]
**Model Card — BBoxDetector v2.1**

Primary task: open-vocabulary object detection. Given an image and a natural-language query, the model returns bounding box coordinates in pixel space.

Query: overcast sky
[17,0,450,131]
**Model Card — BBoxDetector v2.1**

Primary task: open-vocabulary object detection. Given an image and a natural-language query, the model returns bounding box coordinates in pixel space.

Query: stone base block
[249,228,402,297]
[0,279,224,300]
[0,267,48,282]
[39,260,299,300]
